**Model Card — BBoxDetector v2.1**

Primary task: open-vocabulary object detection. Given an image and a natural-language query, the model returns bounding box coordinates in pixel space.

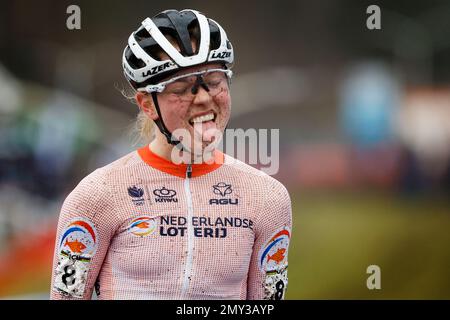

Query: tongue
[193,120,218,142]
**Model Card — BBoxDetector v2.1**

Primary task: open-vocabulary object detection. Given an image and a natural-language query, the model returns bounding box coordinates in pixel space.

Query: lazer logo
[142,62,174,77]
[209,182,239,205]
[211,51,232,59]
[153,187,178,203]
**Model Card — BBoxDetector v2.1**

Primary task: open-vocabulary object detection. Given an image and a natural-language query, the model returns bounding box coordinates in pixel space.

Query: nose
[192,84,212,105]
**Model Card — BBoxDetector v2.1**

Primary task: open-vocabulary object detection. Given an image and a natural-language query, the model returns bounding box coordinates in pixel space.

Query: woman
[50,9,292,300]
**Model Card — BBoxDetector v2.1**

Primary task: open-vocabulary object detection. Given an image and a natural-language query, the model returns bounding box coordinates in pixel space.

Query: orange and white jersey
[50,146,292,300]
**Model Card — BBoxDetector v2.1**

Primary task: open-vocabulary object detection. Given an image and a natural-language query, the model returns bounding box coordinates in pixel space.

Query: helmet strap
[150,92,182,147]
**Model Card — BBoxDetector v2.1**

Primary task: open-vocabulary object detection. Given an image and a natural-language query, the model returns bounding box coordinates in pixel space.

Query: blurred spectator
[396,88,450,192]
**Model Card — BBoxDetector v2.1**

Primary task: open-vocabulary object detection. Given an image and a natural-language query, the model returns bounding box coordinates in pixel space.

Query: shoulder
[96,149,144,176]
[221,154,292,230]
[222,153,291,203]
[74,150,138,188]
[79,149,145,186]
[63,150,141,212]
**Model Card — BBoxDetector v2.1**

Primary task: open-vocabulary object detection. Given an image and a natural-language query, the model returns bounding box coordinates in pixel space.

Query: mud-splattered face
[155,63,231,151]
[135,36,232,156]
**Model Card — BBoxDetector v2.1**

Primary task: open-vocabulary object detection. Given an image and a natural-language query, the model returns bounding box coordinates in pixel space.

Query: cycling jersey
[50,146,292,300]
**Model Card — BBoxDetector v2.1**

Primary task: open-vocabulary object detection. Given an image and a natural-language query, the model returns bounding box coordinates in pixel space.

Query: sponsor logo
[128,186,145,206]
[209,182,239,205]
[153,187,178,203]
[58,219,98,258]
[258,227,290,271]
[142,61,175,77]
[156,215,253,238]
[259,227,291,300]
[211,51,232,59]
[258,227,290,300]
[127,216,157,237]
[54,218,98,298]
[213,182,232,197]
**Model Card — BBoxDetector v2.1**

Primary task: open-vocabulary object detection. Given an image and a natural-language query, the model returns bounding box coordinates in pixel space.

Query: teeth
[190,112,215,124]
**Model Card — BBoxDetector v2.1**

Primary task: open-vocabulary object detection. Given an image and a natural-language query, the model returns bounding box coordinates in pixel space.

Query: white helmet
[123,9,234,90]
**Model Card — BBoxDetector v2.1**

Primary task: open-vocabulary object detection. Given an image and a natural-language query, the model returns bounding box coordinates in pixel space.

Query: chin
[182,139,218,157]
[202,140,217,149]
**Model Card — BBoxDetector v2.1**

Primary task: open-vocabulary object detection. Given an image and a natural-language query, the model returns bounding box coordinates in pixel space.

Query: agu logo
[258,227,290,272]
[213,182,233,197]
[128,216,157,237]
[209,182,238,205]
[59,218,98,258]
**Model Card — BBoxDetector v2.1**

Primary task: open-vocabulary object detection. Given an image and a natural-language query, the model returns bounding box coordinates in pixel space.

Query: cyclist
[50,9,292,300]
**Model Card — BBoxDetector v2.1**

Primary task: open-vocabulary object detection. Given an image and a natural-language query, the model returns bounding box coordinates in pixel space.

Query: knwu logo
[153,187,178,203]
[209,182,239,205]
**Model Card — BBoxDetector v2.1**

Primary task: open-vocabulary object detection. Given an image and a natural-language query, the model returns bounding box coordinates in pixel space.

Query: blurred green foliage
[286,190,450,299]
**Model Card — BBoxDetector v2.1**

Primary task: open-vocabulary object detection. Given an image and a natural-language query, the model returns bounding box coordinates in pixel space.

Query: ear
[135,92,159,120]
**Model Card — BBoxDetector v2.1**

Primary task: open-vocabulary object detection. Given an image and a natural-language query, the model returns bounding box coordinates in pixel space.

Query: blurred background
[0,0,449,299]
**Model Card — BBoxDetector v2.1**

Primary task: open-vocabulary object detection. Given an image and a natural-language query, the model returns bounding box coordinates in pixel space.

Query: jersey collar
[138,145,224,178]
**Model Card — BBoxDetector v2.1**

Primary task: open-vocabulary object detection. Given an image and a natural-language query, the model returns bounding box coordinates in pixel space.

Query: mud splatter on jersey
[50,146,292,300]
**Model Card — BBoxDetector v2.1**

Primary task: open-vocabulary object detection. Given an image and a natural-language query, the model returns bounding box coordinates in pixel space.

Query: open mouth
[188,111,217,126]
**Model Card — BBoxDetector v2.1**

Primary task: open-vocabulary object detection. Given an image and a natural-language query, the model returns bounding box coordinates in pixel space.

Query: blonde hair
[135,109,155,145]
[118,83,155,145]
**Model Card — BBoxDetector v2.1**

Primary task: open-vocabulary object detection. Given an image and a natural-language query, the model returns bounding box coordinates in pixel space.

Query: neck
[149,136,215,164]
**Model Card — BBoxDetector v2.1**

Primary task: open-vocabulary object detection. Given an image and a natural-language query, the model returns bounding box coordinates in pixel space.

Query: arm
[50,168,118,300]
[246,179,292,300]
